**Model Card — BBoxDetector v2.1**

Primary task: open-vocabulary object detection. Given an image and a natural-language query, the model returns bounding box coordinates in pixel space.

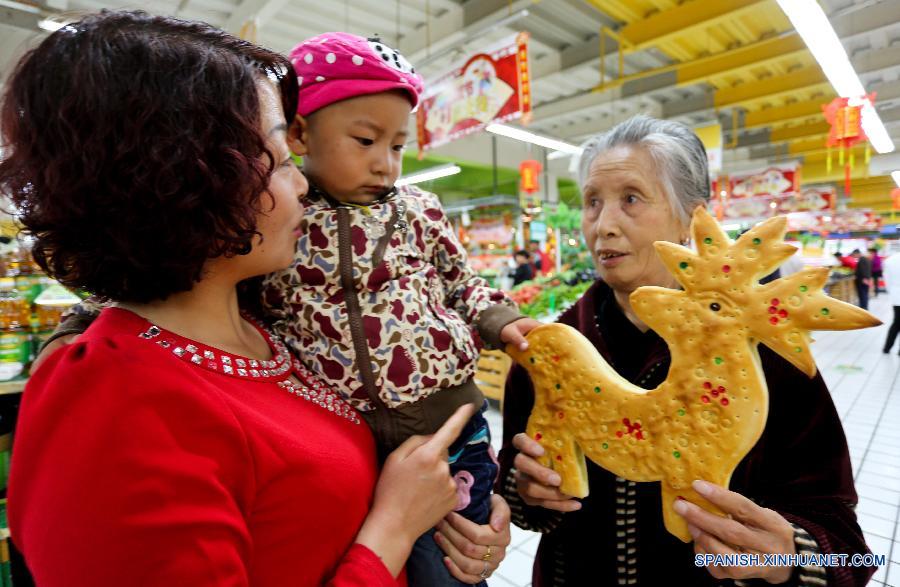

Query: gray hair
[577,115,710,227]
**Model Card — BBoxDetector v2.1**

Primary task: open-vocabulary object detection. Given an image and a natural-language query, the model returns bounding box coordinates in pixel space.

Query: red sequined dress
[9,307,401,586]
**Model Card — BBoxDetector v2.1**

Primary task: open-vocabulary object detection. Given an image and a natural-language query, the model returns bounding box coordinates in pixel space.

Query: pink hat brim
[297,79,419,117]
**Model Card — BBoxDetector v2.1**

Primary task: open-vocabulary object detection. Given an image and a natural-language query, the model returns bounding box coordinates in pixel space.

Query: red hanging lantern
[822,94,874,198]
[519,159,542,194]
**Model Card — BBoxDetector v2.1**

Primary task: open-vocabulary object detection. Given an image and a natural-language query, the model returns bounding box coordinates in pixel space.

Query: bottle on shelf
[0,278,31,383]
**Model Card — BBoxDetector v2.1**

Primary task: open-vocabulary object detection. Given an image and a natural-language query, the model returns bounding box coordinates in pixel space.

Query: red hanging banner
[416,33,532,154]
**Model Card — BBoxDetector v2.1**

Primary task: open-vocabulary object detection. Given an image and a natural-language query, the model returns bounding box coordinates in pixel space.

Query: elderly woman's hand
[674,480,796,584]
[434,494,512,583]
[511,433,582,512]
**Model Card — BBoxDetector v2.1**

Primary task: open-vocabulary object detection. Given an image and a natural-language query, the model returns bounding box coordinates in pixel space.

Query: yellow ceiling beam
[845,177,896,207]
[584,0,643,23]
[593,33,809,94]
[677,34,807,86]
[617,0,772,50]
[849,176,895,188]
[744,100,826,130]
[802,145,868,163]
[768,121,831,142]
[787,138,828,155]
[785,138,880,159]
[850,196,895,206]
[800,161,874,183]
[714,65,828,108]
[787,143,866,159]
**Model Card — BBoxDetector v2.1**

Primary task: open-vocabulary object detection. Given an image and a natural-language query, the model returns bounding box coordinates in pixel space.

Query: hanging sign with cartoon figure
[416,33,532,153]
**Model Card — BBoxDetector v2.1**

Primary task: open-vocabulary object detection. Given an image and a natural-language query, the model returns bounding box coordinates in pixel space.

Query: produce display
[508,270,594,319]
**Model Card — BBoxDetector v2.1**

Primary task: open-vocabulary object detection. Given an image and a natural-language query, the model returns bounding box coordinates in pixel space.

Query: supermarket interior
[1,0,900,585]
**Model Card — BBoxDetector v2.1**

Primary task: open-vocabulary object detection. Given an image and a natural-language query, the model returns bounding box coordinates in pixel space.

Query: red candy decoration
[701,395,710,403]
[535,433,542,441]
[556,455,562,461]
[703,381,712,389]
[618,418,646,441]
[722,265,731,273]
[721,398,730,406]
[768,301,789,324]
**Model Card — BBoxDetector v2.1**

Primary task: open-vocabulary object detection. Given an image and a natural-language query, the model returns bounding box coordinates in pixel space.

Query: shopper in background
[851,249,872,310]
[497,115,873,586]
[834,251,850,268]
[883,250,900,354]
[529,240,550,276]
[869,246,883,297]
[1,11,508,585]
[512,250,535,286]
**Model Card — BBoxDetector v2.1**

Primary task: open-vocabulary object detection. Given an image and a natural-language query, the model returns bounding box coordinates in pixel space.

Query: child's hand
[500,318,541,352]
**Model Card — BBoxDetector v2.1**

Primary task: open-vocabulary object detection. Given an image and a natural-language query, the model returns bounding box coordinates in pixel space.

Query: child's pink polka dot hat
[289,32,424,117]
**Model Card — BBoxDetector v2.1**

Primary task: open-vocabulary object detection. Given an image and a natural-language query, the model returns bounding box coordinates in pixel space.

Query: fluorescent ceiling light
[486,124,584,155]
[38,19,64,32]
[892,170,900,188]
[547,150,579,160]
[395,164,461,186]
[776,0,894,153]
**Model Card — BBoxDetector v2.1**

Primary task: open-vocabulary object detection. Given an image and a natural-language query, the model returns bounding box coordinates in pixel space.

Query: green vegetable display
[518,280,593,319]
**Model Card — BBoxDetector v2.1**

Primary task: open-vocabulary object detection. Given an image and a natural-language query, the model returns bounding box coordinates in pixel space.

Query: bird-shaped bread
[507,207,881,542]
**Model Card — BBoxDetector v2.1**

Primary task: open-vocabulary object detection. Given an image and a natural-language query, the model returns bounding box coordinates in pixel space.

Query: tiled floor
[484,292,900,587]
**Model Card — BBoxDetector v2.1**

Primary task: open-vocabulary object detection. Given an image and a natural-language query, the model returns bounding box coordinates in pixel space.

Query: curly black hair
[0,10,299,302]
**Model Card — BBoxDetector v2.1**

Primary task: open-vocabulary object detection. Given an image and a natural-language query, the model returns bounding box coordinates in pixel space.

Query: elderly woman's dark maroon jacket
[496,279,874,587]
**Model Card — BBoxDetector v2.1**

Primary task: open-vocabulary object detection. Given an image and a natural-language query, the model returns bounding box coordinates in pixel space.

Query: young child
[269,33,537,585]
[45,32,536,586]
[512,250,535,286]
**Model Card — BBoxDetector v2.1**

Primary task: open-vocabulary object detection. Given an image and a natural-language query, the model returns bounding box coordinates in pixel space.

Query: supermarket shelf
[0,381,25,396]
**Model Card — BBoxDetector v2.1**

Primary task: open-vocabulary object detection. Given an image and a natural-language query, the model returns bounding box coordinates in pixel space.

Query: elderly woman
[496,115,874,586]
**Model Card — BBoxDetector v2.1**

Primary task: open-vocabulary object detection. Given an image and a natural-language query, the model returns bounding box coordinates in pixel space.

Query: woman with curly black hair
[0,11,491,586]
